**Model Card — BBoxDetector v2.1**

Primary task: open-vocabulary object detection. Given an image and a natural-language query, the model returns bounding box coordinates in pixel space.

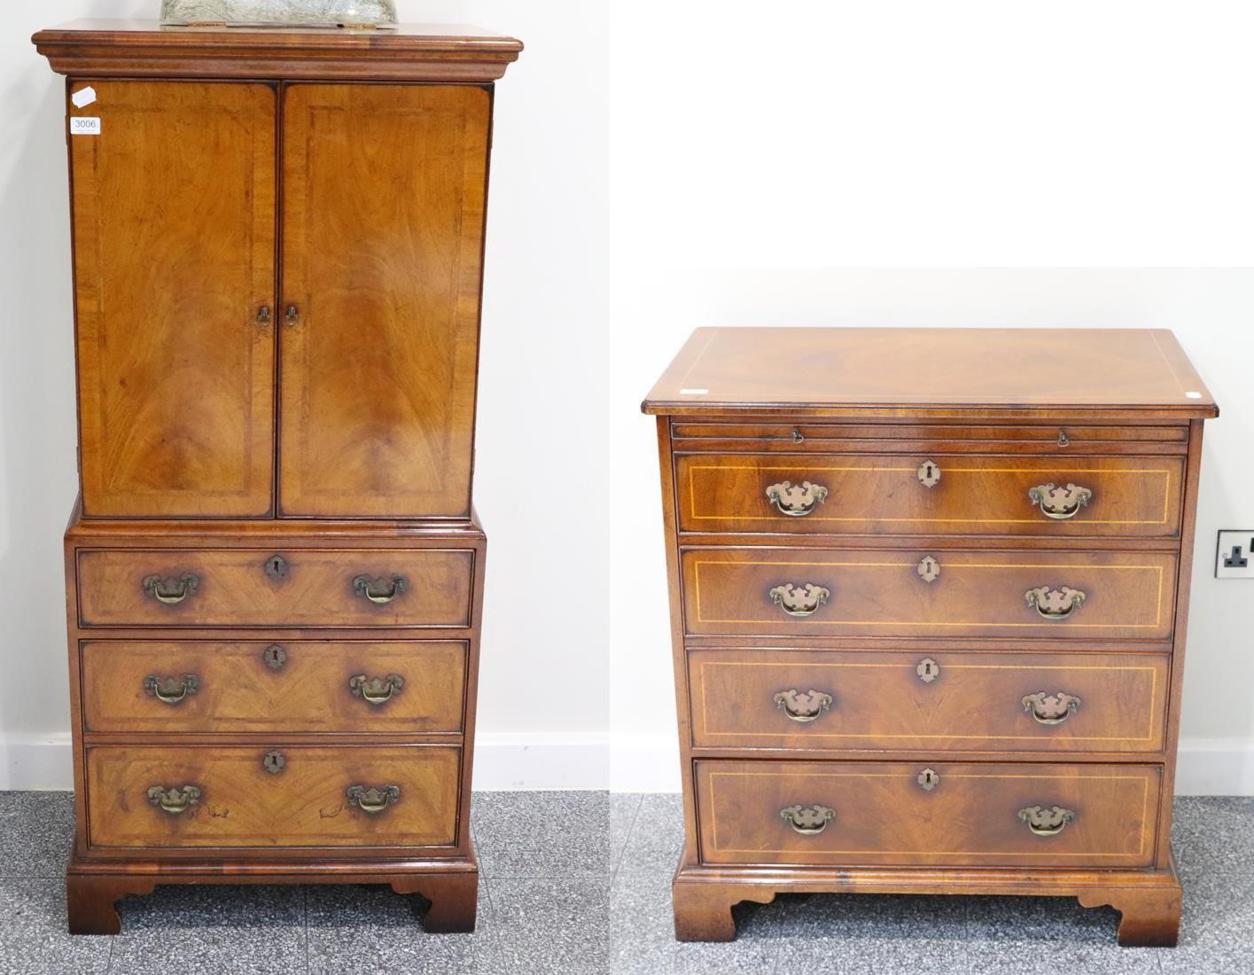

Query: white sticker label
[679,387,709,395]
[70,116,101,136]
[71,86,97,109]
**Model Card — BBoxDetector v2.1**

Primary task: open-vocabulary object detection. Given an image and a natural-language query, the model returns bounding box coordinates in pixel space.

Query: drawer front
[676,453,1184,537]
[696,760,1160,868]
[76,548,474,628]
[670,423,1188,451]
[688,649,1168,753]
[86,745,460,850]
[81,640,466,734]
[681,548,1177,640]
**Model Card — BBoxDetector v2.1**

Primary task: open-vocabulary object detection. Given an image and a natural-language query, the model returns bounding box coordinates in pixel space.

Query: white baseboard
[1174,737,1254,796]
[3,731,1252,795]
[0,732,73,790]
[0,731,611,793]
[472,732,609,791]
[610,732,681,793]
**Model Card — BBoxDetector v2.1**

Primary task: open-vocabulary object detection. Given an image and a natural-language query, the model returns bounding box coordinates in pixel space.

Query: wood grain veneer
[676,453,1184,537]
[687,648,1168,753]
[646,326,1216,947]
[76,547,474,628]
[71,81,276,518]
[38,19,517,935]
[696,760,1161,868]
[81,640,467,735]
[86,744,461,850]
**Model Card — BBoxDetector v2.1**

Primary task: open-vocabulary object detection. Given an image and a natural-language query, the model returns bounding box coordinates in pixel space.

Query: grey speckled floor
[1,792,1252,974]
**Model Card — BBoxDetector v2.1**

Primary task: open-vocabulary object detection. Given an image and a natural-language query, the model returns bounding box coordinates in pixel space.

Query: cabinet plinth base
[672,851,1182,947]
[66,853,479,936]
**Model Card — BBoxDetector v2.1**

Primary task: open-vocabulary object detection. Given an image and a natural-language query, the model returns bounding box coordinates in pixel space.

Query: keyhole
[264,554,289,580]
[263,644,288,671]
[917,768,940,792]
[917,460,941,488]
[916,658,940,683]
[263,751,286,775]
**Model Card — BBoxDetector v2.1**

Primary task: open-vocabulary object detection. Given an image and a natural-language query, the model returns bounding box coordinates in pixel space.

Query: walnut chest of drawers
[643,327,1217,946]
[33,21,521,934]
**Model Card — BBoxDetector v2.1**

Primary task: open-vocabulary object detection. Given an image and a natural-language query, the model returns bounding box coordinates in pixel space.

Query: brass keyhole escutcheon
[916,658,940,684]
[916,556,941,583]
[264,554,289,580]
[1057,428,1070,447]
[263,751,286,775]
[917,768,940,792]
[262,644,288,671]
[917,460,941,488]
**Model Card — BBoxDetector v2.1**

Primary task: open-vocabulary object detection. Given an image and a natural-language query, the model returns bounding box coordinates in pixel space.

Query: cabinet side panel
[278,84,489,518]
[71,81,277,517]
[1156,419,1206,866]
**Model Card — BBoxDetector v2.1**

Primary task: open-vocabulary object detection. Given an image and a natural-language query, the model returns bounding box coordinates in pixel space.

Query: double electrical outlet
[1216,531,1254,579]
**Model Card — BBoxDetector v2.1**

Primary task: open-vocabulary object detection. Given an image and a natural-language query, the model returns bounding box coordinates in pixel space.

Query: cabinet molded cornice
[33,20,523,82]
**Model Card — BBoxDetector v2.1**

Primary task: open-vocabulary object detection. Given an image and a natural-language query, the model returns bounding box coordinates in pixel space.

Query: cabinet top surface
[33,19,522,81]
[642,327,1217,419]
[36,19,521,45]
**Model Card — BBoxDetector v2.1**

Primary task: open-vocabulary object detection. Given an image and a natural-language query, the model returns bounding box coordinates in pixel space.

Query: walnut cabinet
[644,327,1217,947]
[34,20,521,934]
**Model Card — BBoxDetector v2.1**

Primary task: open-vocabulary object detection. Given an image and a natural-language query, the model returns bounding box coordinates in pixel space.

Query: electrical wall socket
[1216,530,1254,579]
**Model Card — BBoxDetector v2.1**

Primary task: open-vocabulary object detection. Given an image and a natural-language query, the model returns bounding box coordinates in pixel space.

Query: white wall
[6,1,1254,796]
[608,269,1254,793]
[607,1,1254,794]
[0,0,610,790]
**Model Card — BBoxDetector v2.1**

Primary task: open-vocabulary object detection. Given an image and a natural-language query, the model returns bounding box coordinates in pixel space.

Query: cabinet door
[71,82,277,517]
[279,85,490,518]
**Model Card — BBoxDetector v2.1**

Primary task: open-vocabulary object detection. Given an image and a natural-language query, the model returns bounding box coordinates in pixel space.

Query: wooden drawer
[675,453,1184,537]
[80,640,466,734]
[76,548,474,628]
[688,649,1168,753]
[85,744,460,851]
[696,760,1160,868]
[670,422,1189,452]
[681,548,1177,641]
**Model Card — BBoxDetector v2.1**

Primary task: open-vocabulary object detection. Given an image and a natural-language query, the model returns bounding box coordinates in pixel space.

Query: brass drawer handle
[773,689,833,723]
[1028,483,1093,520]
[142,573,199,606]
[146,785,201,815]
[349,673,405,706]
[143,674,199,705]
[346,784,401,815]
[1022,691,1081,725]
[352,575,407,605]
[1025,585,1086,620]
[780,804,835,835]
[1018,804,1075,837]
[769,583,831,617]
[765,480,829,517]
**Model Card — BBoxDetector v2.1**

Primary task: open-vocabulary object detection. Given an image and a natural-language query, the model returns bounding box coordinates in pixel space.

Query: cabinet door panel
[279,85,490,518]
[71,81,277,517]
